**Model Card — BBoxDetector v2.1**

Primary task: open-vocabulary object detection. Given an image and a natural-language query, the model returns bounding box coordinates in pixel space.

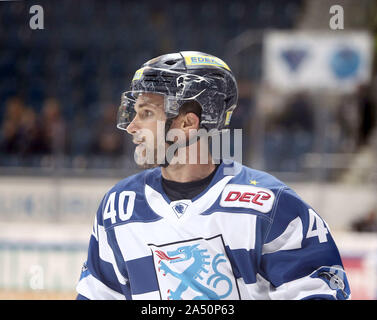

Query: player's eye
[139,110,154,119]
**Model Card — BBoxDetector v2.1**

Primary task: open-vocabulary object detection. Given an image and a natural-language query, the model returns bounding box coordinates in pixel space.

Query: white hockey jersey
[76,161,350,300]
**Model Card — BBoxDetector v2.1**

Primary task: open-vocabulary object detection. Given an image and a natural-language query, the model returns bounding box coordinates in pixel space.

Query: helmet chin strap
[159,118,173,168]
[159,118,202,168]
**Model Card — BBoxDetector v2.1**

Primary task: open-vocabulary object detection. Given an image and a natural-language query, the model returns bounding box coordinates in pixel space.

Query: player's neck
[161,153,216,183]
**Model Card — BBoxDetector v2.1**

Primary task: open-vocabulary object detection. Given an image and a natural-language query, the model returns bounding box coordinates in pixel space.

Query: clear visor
[117,90,198,131]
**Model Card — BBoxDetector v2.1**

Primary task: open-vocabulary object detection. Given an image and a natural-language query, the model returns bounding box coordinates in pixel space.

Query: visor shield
[117,91,137,130]
[117,90,202,131]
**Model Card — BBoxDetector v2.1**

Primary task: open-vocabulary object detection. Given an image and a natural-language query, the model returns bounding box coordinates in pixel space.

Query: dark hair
[179,100,202,120]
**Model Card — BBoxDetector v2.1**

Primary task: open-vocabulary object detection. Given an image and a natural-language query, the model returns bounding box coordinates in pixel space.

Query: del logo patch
[149,235,240,300]
[220,184,275,213]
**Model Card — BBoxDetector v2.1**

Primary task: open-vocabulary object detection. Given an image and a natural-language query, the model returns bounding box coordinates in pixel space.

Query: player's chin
[134,145,161,169]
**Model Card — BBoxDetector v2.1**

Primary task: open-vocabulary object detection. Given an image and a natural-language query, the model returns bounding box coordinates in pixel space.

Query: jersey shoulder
[234,164,307,211]
[231,163,288,191]
[98,167,161,228]
[217,163,290,216]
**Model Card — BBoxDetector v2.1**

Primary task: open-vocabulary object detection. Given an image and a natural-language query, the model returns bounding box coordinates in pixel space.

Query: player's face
[126,93,166,167]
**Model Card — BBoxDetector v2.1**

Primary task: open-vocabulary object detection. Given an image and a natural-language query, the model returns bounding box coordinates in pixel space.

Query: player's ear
[178,100,201,131]
[182,112,200,130]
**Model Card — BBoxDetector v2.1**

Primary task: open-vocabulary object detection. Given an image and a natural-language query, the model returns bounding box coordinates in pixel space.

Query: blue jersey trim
[125,255,160,295]
[144,161,238,204]
[106,228,133,299]
[301,294,336,300]
[225,246,258,284]
[76,293,89,300]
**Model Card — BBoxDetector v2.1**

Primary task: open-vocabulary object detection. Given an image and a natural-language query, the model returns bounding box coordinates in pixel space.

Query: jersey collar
[144,161,240,220]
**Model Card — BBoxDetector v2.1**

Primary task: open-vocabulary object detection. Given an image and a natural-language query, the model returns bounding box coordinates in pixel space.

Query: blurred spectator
[0,96,26,154]
[41,98,67,155]
[69,111,93,156]
[279,92,314,133]
[90,103,123,157]
[264,91,315,171]
[336,94,360,153]
[18,106,48,156]
[351,207,377,232]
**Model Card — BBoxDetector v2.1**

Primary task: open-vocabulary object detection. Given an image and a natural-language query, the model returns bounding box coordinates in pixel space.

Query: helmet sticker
[176,74,209,99]
[183,54,231,71]
[132,67,146,82]
[224,110,233,126]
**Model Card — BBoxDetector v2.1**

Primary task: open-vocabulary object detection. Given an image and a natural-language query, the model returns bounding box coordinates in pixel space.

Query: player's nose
[126,117,139,135]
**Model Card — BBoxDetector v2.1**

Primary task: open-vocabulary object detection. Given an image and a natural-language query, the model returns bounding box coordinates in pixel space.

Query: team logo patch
[171,200,190,218]
[149,235,240,300]
[220,184,275,213]
[311,266,350,299]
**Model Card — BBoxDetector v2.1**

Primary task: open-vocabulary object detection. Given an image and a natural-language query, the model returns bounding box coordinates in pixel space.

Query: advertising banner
[263,31,373,93]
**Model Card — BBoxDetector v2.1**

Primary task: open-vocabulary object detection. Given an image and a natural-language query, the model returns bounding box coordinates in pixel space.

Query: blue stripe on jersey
[301,294,336,300]
[260,244,343,288]
[225,246,257,284]
[86,236,124,295]
[125,255,159,295]
[106,229,132,299]
[263,188,306,243]
[119,283,132,300]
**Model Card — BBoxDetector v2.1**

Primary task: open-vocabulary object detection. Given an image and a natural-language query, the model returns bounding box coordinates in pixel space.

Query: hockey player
[76,51,350,300]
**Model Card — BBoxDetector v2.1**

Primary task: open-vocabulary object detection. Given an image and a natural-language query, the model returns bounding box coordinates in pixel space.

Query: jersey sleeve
[259,188,351,300]
[76,195,129,300]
